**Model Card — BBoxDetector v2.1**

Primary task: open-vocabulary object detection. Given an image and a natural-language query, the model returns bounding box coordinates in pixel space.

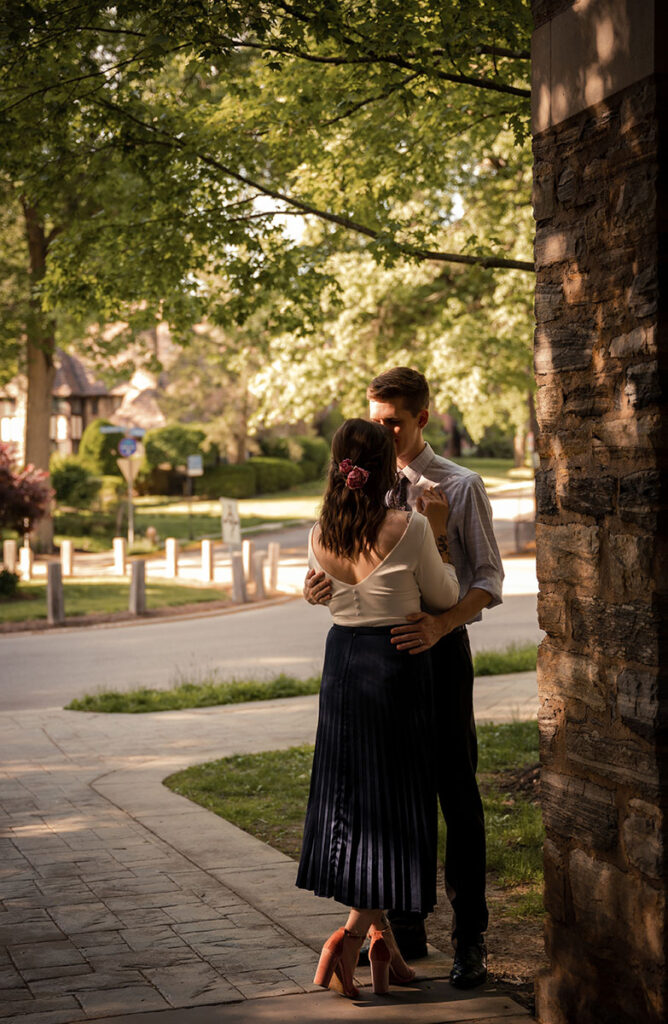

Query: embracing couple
[295,366,503,999]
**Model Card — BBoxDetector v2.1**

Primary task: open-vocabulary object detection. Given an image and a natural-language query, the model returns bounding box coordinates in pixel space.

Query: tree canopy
[0,0,535,507]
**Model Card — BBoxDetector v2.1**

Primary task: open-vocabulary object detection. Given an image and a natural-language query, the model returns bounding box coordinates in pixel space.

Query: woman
[296,418,459,998]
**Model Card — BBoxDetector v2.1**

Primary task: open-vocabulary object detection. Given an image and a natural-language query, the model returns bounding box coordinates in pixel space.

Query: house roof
[52,350,109,398]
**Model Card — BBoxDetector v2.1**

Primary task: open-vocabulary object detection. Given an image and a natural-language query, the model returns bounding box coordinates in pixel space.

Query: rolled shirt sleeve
[458,474,504,608]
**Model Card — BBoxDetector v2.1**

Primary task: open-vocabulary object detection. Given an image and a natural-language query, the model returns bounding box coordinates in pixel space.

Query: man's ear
[418,409,429,429]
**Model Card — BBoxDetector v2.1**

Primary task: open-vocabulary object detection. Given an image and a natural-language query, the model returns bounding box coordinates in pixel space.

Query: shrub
[78,419,122,476]
[50,455,101,508]
[476,424,515,459]
[0,568,19,598]
[295,436,329,480]
[0,442,53,535]
[251,457,303,493]
[195,463,257,499]
[54,510,116,538]
[144,424,205,471]
[98,475,127,510]
[258,435,329,481]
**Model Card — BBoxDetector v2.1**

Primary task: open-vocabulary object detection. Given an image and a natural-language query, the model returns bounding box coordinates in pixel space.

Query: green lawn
[66,673,320,712]
[0,578,226,623]
[64,644,537,713]
[164,720,543,919]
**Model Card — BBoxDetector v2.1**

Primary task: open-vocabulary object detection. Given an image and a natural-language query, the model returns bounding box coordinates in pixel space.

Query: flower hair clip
[339,458,370,490]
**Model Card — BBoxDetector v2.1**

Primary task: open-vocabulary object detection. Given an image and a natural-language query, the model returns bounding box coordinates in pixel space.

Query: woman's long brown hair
[319,419,396,559]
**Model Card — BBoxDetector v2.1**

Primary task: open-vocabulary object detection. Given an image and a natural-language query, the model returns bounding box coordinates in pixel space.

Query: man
[304,367,503,989]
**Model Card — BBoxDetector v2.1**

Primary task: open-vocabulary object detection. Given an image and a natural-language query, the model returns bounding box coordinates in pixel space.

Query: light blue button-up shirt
[399,444,503,623]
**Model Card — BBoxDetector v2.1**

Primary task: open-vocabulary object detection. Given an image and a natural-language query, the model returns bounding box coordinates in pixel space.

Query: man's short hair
[366,367,430,416]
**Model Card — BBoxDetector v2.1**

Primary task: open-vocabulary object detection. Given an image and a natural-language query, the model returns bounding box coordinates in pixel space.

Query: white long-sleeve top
[308,511,459,627]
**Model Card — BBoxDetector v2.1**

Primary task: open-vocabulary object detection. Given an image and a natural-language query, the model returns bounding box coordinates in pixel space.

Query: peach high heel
[369,924,416,986]
[367,931,391,994]
[314,927,363,998]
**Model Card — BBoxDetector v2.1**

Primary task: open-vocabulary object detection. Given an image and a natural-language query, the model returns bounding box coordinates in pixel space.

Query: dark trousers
[389,627,488,946]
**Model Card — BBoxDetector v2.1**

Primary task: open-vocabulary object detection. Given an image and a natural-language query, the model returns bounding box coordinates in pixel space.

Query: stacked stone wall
[533,70,668,1024]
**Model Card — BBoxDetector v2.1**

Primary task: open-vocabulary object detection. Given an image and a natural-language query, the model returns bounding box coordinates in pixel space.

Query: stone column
[531,2,667,1022]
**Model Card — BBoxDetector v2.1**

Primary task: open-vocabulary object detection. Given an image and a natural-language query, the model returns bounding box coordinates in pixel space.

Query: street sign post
[99,426,145,545]
[220,498,241,546]
[185,455,204,539]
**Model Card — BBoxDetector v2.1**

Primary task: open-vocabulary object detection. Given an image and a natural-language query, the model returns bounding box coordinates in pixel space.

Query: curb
[0,592,301,638]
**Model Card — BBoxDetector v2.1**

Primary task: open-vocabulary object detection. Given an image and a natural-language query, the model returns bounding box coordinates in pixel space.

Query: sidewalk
[1,690,534,1023]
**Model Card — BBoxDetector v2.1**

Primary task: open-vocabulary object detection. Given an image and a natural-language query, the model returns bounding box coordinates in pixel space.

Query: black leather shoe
[449,940,487,989]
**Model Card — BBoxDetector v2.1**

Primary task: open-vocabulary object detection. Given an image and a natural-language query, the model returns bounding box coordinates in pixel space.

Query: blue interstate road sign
[118,437,137,457]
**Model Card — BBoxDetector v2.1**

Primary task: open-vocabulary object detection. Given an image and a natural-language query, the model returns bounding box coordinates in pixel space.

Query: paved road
[0,592,540,711]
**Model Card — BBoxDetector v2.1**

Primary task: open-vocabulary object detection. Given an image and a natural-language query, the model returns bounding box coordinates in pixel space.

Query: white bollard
[166,537,179,578]
[3,539,17,572]
[252,551,266,600]
[19,544,33,580]
[60,539,74,577]
[201,539,214,583]
[267,542,280,592]
[113,537,127,576]
[129,560,146,615]
[231,551,247,603]
[47,562,65,625]
[242,538,255,580]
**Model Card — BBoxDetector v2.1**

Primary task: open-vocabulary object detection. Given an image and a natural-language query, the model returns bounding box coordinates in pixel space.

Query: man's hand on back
[390,611,448,653]
[303,568,332,605]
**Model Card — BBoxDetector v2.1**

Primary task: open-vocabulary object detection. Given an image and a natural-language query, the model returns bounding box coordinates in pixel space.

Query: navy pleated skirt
[296,624,437,915]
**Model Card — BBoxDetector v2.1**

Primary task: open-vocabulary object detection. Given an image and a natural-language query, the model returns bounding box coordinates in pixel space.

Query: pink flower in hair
[346,466,370,489]
[339,458,354,475]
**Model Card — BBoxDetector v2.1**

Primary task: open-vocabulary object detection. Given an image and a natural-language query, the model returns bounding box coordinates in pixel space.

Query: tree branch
[221,38,531,98]
[320,73,420,127]
[93,99,534,273]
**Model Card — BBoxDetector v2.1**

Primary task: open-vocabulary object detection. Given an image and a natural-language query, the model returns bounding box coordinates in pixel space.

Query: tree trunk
[22,201,56,551]
[527,389,539,467]
[232,385,248,464]
[513,426,526,466]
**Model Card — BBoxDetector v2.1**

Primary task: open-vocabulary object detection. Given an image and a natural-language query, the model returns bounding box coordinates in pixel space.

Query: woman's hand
[416,487,450,528]
[416,487,451,563]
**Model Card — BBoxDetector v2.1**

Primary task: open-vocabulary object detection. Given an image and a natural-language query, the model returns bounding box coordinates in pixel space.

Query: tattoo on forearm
[436,534,452,563]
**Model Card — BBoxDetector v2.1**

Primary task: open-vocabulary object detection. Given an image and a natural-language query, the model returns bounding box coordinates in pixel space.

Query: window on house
[50,415,69,441]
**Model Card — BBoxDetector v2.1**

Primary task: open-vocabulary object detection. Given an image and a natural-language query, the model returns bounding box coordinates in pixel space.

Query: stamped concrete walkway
[1,691,534,1023]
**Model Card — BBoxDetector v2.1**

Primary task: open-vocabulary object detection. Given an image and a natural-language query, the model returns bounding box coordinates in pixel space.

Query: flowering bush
[0,442,53,537]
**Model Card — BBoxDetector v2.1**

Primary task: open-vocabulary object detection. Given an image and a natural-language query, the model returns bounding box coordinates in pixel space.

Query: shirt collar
[401,442,434,484]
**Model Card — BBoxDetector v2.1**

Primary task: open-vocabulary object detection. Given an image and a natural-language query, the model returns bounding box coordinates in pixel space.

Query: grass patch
[474,643,536,677]
[0,578,226,623]
[64,644,537,712]
[164,720,543,916]
[66,673,320,713]
[452,458,534,493]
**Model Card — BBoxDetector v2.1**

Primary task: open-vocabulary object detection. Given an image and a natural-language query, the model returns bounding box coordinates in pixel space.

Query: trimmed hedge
[251,457,303,494]
[195,463,257,499]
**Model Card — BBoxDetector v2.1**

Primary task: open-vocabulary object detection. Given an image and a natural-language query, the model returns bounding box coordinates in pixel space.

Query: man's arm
[391,473,503,653]
[390,588,491,653]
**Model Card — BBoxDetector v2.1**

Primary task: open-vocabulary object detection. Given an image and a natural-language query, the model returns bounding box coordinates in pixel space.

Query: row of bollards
[26,537,281,626]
